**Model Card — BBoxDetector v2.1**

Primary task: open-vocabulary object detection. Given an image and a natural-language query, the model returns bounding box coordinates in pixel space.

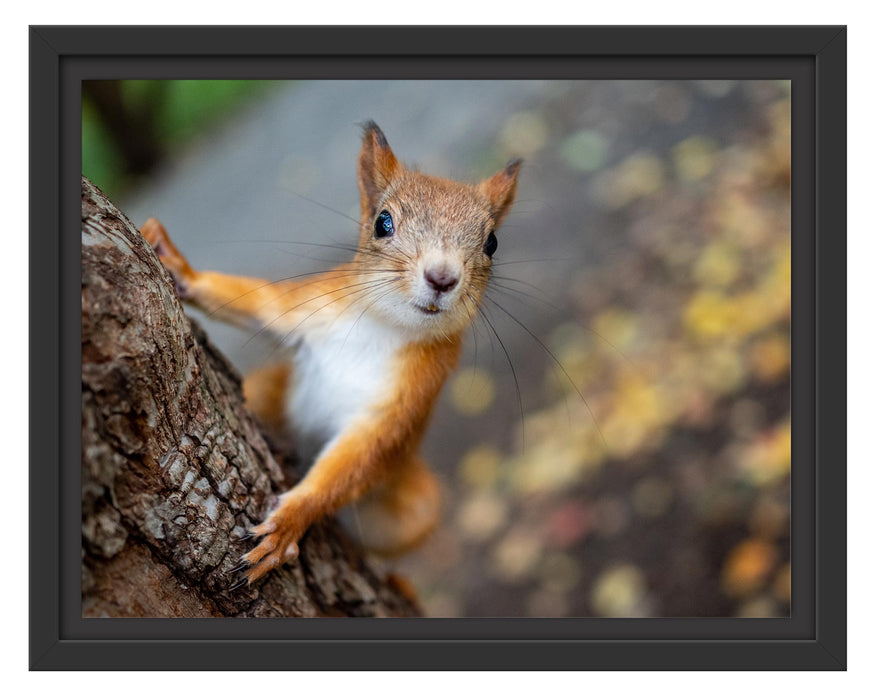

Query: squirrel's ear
[479,158,522,224]
[358,121,403,215]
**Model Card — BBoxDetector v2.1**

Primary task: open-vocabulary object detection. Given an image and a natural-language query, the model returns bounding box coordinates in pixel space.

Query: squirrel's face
[354,122,521,339]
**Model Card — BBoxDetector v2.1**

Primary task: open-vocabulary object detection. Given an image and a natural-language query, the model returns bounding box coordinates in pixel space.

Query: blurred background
[83,79,791,618]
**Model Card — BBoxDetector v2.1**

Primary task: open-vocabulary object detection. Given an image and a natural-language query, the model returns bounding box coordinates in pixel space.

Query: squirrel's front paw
[236,497,310,586]
[140,217,196,298]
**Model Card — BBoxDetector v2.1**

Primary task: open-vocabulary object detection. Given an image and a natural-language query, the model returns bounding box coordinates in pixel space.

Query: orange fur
[242,338,460,582]
[241,362,290,435]
[140,122,520,586]
[355,455,441,556]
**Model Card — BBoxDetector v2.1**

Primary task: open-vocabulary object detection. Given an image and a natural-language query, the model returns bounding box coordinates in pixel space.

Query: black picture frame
[30,25,846,671]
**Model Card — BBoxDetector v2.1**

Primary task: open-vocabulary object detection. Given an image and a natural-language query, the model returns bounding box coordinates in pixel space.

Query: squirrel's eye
[374,210,395,238]
[483,230,498,258]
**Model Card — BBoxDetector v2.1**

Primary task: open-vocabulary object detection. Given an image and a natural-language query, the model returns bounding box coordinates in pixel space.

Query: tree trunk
[80,175,420,618]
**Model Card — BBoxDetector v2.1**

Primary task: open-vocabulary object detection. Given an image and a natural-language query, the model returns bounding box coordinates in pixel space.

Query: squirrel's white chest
[286,315,404,458]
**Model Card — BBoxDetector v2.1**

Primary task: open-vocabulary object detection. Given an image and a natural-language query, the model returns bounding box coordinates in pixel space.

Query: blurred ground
[94,79,791,618]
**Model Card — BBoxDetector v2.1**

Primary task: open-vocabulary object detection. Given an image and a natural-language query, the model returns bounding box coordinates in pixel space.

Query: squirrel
[141,121,521,586]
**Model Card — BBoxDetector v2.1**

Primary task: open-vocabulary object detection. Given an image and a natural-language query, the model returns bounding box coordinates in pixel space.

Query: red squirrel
[142,122,521,586]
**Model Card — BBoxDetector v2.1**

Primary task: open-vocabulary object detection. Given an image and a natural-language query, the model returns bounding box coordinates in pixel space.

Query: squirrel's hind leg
[352,456,441,557]
[242,361,291,436]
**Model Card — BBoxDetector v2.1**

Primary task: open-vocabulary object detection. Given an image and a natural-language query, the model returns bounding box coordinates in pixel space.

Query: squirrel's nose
[424,267,459,293]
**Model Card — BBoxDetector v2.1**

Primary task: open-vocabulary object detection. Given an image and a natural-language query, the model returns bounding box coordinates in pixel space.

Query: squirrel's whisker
[484,295,606,448]
[207,265,398,318]
[473,301,526,453]
[246,277,394,350]
[270,277,400,353]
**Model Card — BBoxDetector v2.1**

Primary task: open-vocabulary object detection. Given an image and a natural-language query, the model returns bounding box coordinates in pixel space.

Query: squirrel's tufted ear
[358,121,404,216]
[479,158,522,225]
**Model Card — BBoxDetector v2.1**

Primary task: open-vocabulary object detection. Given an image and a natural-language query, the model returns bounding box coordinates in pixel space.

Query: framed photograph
[30,25,846,670]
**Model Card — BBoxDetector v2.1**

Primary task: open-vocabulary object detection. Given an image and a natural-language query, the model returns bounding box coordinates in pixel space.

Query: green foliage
[82,80,282,198]
[82,99,124,196]
[138,80,276,142]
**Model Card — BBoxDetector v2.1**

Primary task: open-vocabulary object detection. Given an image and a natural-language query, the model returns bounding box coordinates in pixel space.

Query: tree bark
[80,175,420,618]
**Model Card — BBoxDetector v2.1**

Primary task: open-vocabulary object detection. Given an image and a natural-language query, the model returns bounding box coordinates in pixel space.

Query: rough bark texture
[81,176,420,618]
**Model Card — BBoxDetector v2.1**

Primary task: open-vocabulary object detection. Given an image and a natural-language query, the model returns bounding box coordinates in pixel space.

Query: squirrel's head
[354,121,521,338]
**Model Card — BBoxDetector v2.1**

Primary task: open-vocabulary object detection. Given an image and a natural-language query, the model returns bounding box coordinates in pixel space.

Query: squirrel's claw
[229,576,250,592]
[229,561,250,575]
[238,506,304,585]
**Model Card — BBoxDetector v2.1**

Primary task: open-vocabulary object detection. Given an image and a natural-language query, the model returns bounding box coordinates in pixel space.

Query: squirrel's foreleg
[240,417,403,583]
[141,217,356,335]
